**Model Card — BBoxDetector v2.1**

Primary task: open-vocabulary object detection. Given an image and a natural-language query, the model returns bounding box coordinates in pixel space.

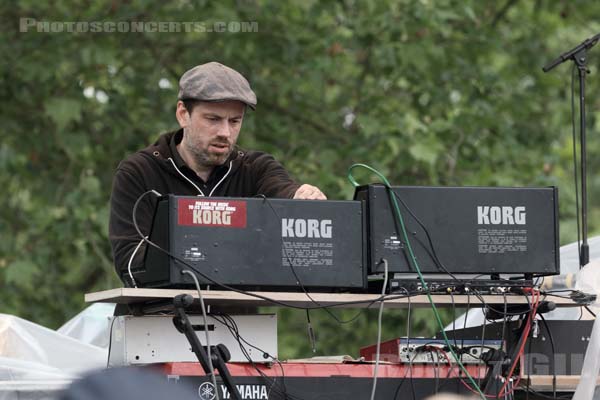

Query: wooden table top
[85,287,583,309]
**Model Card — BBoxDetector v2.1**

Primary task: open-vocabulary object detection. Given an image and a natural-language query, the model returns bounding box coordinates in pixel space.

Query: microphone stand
[543,33,600,267]
[172,294,242,400]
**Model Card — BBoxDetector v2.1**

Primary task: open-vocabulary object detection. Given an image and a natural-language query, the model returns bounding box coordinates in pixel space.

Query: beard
[183,137,234,167]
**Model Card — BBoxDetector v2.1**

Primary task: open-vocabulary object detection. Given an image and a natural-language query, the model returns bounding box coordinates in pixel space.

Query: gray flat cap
[178,62,257,109]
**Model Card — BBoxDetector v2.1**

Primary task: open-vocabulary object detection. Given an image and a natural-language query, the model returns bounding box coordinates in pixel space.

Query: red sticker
[177,199,247,228]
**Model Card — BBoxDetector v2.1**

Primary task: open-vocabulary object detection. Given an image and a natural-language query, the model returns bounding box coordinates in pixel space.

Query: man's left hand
[293,184,327,200]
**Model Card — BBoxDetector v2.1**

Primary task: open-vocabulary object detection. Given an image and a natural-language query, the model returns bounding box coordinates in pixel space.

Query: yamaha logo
[200,383,269,399]
[198,382,216,400]
[477,206,526,225]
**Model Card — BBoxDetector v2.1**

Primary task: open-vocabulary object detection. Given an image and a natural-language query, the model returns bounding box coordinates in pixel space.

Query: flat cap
[178,62,257,109]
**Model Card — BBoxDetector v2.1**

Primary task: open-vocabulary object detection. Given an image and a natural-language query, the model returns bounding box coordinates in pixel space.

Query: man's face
[177,100,245,167]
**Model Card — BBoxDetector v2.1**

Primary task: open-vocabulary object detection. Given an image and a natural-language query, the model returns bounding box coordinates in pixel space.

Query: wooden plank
[524,374,600,392]
[85,288,581,308]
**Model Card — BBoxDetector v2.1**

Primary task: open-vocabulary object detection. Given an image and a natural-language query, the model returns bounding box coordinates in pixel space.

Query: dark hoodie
[109,129,300,284]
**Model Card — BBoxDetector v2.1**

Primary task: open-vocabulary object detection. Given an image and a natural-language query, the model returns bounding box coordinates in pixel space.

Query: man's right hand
[293,184,327,200]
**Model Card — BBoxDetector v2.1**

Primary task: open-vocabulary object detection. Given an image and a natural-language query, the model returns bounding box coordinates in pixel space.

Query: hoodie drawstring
[167,157,233,197]
[209,161,232,196]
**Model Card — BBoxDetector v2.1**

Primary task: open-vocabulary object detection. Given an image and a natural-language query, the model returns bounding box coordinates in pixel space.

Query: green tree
[2,0,600,358]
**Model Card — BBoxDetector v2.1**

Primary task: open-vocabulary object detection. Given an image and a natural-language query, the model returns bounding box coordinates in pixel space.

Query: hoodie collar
[169,129,188,171]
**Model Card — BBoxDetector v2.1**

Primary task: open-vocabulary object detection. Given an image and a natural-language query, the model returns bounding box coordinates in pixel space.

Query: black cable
[391,191,461,282]
[460,291,471,365]
[431,348,439,395]
[439,346,462,394]
[461,291,471,396]
[541,293,573,299]
[272,359,290,400]
[449,292,460,355]
[211,314,266,358]
[526,325,533,400]
[448,291,461,393]
[426,343,462,394]
[427,344,464,391]
[478,310,487,389]
[305,309,316,353]
[368,260,389,400]
[438,294,497,395]
[410,234,456,278]
[210,313,302,400]
[543,289,584,293]
[106,315,118,368]
[215,315,285,398]
[409,355,417,399]
[501,291,509,397]
[539,315,557,399]
[543,292,596,304]
[392,351,423,400]
[585,305,597,317]
[405,288,416,400]
[501,292,508,349]
[475,289,539,318]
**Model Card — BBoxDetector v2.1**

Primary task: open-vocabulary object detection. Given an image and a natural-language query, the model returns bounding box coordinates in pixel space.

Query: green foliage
[2,0,600,358]
[273,307,457,360]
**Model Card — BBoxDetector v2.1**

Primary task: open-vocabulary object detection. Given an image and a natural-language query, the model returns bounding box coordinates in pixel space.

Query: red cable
[462,290,539,399]
[506,290,539,393]
[497,289,540,397]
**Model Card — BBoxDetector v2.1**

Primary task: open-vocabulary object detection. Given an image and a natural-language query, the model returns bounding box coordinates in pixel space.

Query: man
[109,62,326,285]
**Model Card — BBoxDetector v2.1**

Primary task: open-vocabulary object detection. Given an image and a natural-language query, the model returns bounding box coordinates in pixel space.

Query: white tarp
[57,303,115,348]
[572,261,600,400]
[0,357,72,400]
[0,311,110,400]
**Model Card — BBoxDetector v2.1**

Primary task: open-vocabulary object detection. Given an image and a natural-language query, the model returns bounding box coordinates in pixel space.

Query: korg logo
[282,218,332,238]
[477,206,526,225]
[193,209,232,225]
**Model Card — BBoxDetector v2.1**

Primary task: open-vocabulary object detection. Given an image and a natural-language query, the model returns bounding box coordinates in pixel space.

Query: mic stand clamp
[172,294,242,400]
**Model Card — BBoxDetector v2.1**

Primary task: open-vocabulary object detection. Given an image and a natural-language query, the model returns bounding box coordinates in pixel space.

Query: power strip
[389,278,534,295]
